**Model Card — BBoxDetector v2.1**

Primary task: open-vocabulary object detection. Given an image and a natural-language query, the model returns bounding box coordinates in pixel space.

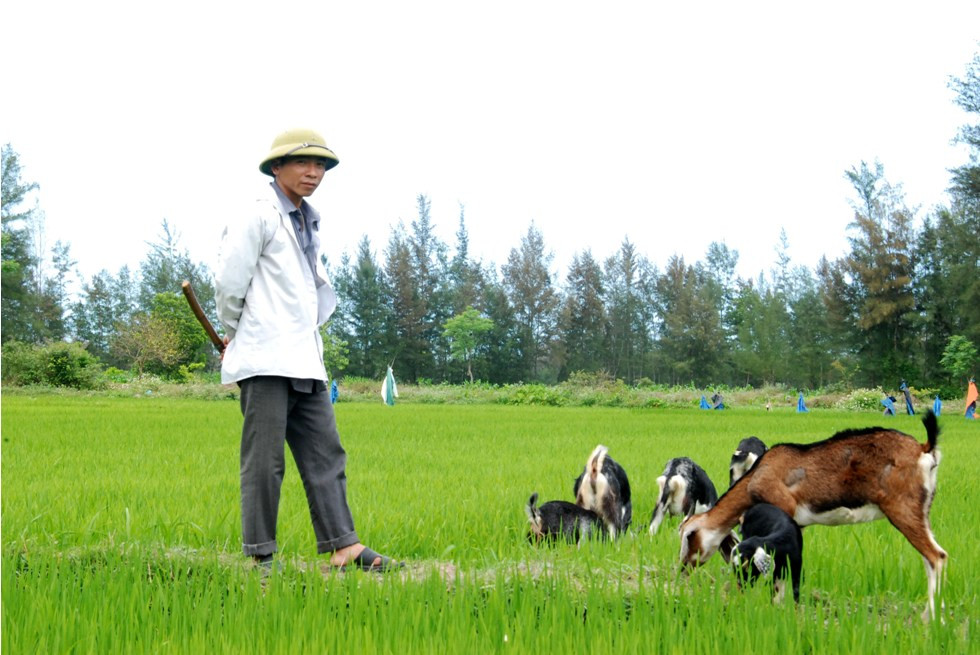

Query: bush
[172,362,206,384]
[336,376,382,396]
[104,367,133,384]
[40,342,104,389]
[938,382,968,402]
[501,383,566,406]
[1,341,44,386]
[834,387,887,412]
[562,370,619,389]
[1,341,104,390]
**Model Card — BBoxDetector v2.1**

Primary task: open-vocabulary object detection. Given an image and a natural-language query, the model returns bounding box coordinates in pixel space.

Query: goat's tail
[923,409,940,453]
[587,444,608,479]
[526,492,542,532]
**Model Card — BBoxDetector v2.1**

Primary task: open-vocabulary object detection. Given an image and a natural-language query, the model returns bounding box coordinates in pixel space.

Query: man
[215,128,401,572]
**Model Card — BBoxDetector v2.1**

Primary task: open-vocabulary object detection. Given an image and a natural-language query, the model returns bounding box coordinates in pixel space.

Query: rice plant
[2,397,976,653]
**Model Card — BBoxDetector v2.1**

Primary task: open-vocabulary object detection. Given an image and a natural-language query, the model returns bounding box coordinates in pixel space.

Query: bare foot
[329,543,381,568]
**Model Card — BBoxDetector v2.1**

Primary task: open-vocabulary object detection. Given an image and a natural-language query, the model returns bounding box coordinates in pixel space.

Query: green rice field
[2,395,977,653]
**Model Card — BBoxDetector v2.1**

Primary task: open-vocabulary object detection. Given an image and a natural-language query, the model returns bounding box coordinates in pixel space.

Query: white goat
[678,411,946,622]
[648,457,718,535]
[573,445,632,539]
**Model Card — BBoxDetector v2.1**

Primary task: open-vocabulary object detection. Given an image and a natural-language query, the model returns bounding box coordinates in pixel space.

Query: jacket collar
[269,181,321,231]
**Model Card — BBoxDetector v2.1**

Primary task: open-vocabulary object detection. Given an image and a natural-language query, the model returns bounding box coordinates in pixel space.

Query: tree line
[3,52,978,392]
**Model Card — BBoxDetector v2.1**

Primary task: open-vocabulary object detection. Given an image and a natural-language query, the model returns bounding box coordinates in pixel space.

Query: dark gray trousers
[239,376,358,557]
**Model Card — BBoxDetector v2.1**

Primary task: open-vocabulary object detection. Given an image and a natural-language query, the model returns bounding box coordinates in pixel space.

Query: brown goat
[679,411,946,621]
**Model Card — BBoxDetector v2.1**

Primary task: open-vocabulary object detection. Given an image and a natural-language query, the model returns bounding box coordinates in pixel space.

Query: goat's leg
[920,554,946,623]
[648,505,667,535]
[789,553,803,603]
[880,502,947,622]
[772,578,786,604]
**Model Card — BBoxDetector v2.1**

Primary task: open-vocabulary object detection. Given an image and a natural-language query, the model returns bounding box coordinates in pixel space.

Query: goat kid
[525,492,605,545]
[732,503,803,603]
[648,457,718,535]
[573,445,632,538]
[679,411,946,622]
[729,436,768,487]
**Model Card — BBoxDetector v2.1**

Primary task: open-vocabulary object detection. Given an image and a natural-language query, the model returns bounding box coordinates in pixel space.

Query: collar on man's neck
[270,181,320,231]
[270,180,304,211]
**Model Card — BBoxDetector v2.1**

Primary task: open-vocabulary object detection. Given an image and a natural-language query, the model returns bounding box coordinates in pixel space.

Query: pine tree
[501,224,559,381]
[558,250,608,379]
[1,144,69,343]
[654,256,726,386]
[840,162,918,385]
[603,240,656,383]
[332,237,392,377]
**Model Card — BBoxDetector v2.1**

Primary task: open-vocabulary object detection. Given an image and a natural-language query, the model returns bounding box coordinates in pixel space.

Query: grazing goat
[525,492,605,544]
[732,503,803,603]
[573,445,632,538]
[679,411,946,621]
[648,457,718,535]
[729,436,768,487]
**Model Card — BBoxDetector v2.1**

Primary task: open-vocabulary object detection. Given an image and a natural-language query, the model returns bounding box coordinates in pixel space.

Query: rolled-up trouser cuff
[243,540,277,557]
[317,530,359,554]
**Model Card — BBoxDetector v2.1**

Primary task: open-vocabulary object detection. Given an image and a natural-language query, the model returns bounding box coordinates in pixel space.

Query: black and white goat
[573,445,632,538]
[732,503,803,603]
[679,411,946,621]
[525,492,605,544]
[729,436,768,487]
[648,457,718,535]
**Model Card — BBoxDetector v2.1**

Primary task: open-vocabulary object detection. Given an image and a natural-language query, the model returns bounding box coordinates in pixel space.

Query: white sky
[3,1,978,294]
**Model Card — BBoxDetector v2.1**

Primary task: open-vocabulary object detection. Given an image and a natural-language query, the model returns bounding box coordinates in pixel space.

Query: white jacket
[215,183,337,384]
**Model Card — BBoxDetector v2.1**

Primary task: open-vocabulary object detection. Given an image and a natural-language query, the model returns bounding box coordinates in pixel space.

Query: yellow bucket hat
[259,128,339,176]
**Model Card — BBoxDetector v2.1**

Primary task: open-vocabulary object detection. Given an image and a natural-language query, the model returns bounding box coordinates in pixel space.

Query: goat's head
[679,513,738,568]
[731,538,772,584]
[729,452,759,487]
[678,514,709,567]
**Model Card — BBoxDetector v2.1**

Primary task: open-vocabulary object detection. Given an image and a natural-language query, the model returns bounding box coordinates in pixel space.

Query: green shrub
[937,382,968,402]
[562,370,619,388]
[834,387,886,412]
[2,341,104,389]
[502,383,566,406]
[103,367,132,383]
[336,376,381,396]
[40,342,104,390]
[172,361,206,384]
[1,341,44,386]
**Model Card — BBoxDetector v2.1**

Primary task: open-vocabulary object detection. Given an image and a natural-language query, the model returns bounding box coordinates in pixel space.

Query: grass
[2,396,978,653]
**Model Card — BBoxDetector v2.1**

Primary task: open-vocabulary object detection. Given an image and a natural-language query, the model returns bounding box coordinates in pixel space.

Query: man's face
[272,156,328,206]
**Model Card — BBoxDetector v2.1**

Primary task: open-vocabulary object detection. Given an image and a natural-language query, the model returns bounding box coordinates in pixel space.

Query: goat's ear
[719,531,739,564]
[678,523,697,565]
[752,548,773,575]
